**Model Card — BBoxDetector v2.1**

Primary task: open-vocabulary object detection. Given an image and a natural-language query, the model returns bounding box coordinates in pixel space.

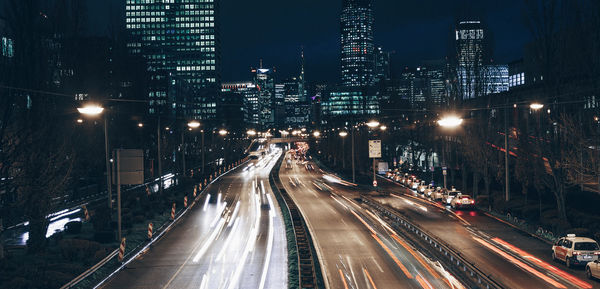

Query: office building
[340,0,375,87]
[454,20,488,100]
[321,86,379,118]
[221,82,259,127]
[374,47,391,84]
[125,0,220,120]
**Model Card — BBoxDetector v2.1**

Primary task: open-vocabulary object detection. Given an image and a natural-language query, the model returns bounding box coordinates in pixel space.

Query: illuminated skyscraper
[125,0,219,120]
[340,0,374,87]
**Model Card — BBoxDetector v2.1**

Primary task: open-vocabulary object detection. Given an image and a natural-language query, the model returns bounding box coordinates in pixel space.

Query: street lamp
[187,120,200,129]
[530,103,544,110]
[137,122,144,128]
[219,129,228,136]
[379,125,387,131]
[77,104,104,116]
[339,131,348,169]
[78,104,113,210]
[438,116,463,128]
[313,131,321,137]
[247,129,257,136]
[366,120,380,128]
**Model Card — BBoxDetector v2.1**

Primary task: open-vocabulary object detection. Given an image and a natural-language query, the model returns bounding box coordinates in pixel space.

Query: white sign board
[114,149,144,185]
[368,140,381,158]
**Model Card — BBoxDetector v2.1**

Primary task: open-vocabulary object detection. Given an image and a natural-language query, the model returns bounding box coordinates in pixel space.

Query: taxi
[552,234,600,268]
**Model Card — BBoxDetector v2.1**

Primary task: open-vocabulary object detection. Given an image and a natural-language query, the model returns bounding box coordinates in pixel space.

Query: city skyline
[86,0,531,84]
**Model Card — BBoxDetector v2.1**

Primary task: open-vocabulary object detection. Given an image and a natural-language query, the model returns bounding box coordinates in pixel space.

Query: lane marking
[390,234,440,279]
[371,257,385,273]
[363,268,378,289]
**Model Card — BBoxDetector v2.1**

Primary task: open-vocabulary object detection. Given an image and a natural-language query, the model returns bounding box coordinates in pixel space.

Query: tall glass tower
[125,0,220,120]
[340,0,374,87]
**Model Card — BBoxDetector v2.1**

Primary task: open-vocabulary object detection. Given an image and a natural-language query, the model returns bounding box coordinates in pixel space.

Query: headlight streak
[216,216,240,262]
[203,194,211,212]
[226,190,261,289]
[228,201,240,227]
[210,200,227,228]
[192,218,226,263]
[258,194,275,289]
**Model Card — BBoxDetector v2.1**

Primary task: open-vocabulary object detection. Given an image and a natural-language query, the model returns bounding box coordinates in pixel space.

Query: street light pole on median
[103,112,112,208]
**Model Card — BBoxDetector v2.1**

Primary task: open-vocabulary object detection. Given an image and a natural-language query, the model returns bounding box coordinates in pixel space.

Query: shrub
[94,230,114,243]
[64,221,82,234]
[59,239,103,261]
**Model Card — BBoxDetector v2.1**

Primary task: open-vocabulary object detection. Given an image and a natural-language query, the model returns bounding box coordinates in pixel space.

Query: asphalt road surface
[280,153,457,289]
[102,149,287,289]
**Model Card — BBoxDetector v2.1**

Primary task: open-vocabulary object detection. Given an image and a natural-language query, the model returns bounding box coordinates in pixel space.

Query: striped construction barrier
[204,179,207,186]
[118,238,126,262]
[184,196,188,208]
[171,203,176,220]
[147,222,153,239]
[193,186,197,197]
[198,183,202,191]
[209,175,213,182]
[145,185,150,196]
[82,205,90,221]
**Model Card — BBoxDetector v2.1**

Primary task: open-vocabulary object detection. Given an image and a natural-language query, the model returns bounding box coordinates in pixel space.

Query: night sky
[88,0,532,84]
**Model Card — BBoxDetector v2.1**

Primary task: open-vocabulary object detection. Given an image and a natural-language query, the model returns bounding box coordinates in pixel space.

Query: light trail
[363,268,378,289]
[372,234,413,279]
[203,194,211,211]
[338,269,350,289]
[192,218,226,263]
[258,194,275,289]
[491,237,592,289]
[216,217,240,262]
[472,236,566,288]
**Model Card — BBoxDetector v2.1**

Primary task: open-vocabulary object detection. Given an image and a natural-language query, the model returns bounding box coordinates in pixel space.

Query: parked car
[431,187,447,201]
[450,194,475,209]
[411,180,420,191]
[586,259,600,280]
[552,234,600,268]
[444,189,460,205]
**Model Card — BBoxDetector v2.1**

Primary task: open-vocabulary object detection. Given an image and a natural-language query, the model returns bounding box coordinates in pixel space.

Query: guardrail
[60,249,118,289]
[362,196,504,289]
[59,159,248,289]
[269,154,323,289]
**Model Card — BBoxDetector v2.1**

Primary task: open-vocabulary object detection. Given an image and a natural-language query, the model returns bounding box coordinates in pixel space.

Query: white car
[552,234,600,268]
[587,259,600,280]
[444,189,460,205]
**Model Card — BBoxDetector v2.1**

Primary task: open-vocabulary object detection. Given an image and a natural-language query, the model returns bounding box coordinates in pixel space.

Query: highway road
[102,149,287,289]
[352,175,599,289]
[280,152,458,289]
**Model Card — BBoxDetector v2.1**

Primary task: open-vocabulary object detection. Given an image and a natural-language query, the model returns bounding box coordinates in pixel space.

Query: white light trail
[203,194,211,212]
[192,218,226,263]
[258,194,275,289]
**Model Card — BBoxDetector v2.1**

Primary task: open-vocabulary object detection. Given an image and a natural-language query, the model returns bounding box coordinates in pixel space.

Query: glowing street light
[76,119,83,124]
[313,131,321,137]
[247,129,257,136]
[530,103,544,110]
[187,120,201,129]
[77,104,104,116]
[138,122,144,128]
[339,131,348,137]
[380,125,387,131]
[218,129,228,136]
[366,120,380,128]
[438,116,463,128]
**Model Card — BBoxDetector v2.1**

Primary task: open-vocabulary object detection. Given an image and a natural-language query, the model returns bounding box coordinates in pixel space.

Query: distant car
[450,195,475,209]
[431,187,446,201]
[424,186,437,198]
[444,189,460,205]
[586,259,600,280]
[553,234,600,268]
[418,184,431,195]
[411,181,420,191]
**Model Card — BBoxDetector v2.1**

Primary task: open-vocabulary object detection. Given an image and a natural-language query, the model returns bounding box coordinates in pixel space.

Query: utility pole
[158,116,163,194]
[351,126,356,183]
[504,99,510,202]
[181,129,186,177]
[104,112,112,208]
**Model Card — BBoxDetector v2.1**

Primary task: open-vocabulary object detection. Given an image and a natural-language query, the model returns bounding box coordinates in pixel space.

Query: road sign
[113,149,144,185]
[443,166,447,176]
[368,140,382,158]
[373,180,378,187]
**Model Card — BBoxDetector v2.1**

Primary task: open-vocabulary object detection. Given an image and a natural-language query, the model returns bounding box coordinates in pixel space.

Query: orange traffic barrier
[171,203,176,220]
[193,186,197,197]
[184,196,188,208]
[148,222,153,239]
[118,237,126,262]
[82,205,90,221]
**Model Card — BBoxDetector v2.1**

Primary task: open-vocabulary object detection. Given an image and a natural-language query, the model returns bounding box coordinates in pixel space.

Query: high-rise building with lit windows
[125,0,219,120]
[340,0,374,87]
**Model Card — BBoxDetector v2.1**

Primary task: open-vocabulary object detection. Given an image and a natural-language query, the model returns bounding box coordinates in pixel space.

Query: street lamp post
[438,115,463,189]
[351,126,356,183]
[78,104,112,208]
[339,131,348,169]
